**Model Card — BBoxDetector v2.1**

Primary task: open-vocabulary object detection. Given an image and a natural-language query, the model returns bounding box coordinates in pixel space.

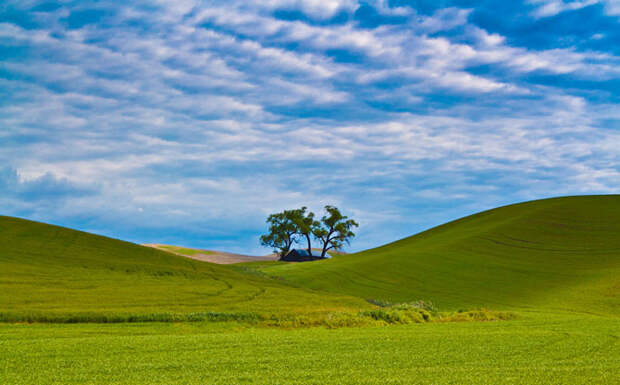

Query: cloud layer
[1,0,618,253]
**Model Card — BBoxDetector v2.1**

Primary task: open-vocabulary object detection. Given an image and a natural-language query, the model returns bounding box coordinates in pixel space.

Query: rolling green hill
[0,216,369,321]
[1,196,619,384]
[2,195,618,322]
[262,195,620,315]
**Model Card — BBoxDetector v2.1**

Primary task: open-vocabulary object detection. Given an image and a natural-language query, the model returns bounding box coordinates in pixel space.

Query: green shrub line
[0,311,262,324]
[366,299,437,312]
[0,303,517,328]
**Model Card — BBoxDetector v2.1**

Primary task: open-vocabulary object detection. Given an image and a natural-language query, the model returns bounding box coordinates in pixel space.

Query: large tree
[261,205,357,259]
[259,211,298,258]
[313,205,359,258]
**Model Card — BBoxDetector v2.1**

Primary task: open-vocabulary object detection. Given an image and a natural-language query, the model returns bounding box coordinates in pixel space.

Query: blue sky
[1,0,618,254]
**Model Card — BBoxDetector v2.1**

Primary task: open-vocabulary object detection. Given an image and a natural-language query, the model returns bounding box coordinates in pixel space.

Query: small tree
[260,211,298,258]
[313,205,359,258]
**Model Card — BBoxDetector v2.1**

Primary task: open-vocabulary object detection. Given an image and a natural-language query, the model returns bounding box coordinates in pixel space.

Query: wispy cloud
[529,0,620,18]
[1,0,618,253]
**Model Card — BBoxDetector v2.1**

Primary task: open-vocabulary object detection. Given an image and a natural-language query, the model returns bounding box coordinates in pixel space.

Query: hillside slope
[144,244,278,264]
[0,216,368,319]
[264,196,620,315]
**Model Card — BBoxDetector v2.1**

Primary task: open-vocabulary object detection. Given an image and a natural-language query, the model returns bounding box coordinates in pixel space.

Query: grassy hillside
[2,195,618,321]
[263,195,620,315]
[0,216,369,320]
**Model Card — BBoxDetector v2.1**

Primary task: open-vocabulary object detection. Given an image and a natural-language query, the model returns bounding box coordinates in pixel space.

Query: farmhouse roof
[291,249,331,258]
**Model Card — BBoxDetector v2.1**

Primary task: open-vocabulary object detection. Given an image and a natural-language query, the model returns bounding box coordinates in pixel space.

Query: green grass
[1,195,619,384]
[1,313,618,384]
[0,216,370,320]
[261,195,620,316]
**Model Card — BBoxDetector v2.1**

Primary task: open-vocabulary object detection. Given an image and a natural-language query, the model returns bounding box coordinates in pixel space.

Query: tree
[259,211,298,258]
[291,206,318,258]
[313,205,359,258]
[260,207,318,258]
[260,205,357,259]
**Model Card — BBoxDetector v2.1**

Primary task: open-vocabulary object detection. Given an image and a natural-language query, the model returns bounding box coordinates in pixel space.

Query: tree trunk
[321,229,334,258]
[320,237,330,258]
[305,233,312,258]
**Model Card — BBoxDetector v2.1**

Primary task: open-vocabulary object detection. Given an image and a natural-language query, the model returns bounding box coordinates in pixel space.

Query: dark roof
[290,249,331,258]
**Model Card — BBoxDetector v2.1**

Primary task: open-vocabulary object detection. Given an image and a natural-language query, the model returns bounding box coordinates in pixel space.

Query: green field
[1,314,618,385]
[1,195,619,384]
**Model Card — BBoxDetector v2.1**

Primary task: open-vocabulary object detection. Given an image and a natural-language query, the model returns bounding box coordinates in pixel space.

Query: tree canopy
[312,206,359,258]
[259,210,298,258]
[260,205,358,259]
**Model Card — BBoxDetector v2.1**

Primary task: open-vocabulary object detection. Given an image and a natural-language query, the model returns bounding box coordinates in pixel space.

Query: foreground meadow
[1,312,618,384]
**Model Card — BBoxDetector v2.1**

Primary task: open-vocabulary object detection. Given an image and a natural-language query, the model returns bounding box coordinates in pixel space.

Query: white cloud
[415,7,472,33]
[529,0,599,18]
[1,1,619,252]
[370,0,413,16]
[187,3,620,85]
[603,0,620,15]
[191,7,403,58]
[257,0,359,19]
[469,27,506,47]
[529,0,620,18]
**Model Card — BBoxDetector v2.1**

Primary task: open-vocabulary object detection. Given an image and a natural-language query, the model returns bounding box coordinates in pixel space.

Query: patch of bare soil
[144,244,278,264]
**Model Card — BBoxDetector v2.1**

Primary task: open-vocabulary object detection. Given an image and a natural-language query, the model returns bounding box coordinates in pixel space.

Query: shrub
[366,298,394,307]
[438,309,517,323]
[360,307,432,325]
[406,300,437,313]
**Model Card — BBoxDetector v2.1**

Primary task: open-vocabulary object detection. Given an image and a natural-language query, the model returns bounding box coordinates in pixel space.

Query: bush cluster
[361,307,432,324]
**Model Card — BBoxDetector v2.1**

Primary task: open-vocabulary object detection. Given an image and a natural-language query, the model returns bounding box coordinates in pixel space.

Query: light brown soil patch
[144,244,278,264]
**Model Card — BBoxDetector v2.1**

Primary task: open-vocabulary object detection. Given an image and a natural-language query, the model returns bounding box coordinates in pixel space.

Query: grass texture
[262,195,620,316]
[0,216,370,319]
[1,314,618,384]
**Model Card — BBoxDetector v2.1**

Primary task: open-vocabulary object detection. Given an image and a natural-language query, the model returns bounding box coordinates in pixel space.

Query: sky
[1,0,619,254]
